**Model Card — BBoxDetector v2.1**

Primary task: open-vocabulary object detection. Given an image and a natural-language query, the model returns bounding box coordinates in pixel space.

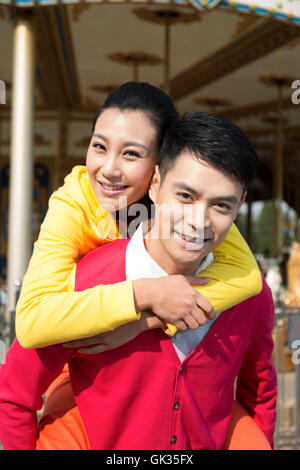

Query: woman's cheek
[134,164,155,188]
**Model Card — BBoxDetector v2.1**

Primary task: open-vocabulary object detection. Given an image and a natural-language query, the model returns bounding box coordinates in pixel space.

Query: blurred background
[0,0,300,449]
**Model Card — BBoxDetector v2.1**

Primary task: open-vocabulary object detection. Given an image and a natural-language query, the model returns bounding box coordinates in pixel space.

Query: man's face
[146,151,246,275]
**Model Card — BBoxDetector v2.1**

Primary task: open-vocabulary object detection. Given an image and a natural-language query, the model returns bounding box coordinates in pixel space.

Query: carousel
[0,0,300,312]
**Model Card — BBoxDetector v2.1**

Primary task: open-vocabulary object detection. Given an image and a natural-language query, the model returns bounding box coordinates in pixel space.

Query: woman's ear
[148,165,161,204]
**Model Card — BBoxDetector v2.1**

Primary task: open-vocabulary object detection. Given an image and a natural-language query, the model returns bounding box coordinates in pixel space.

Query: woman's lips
[98,181,128,195]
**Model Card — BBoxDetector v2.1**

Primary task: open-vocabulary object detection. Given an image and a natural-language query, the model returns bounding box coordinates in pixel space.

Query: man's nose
[187,203,210,232]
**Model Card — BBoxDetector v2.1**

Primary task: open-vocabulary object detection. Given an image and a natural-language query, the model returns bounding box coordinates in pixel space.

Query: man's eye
[177,192,192,200]
[215,203,231,211]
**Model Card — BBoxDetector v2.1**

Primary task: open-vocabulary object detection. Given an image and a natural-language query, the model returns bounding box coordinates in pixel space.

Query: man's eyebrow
[209,195,239,205]
[92,133,149,152]
[174,182,239,205]
[173,182,200,197]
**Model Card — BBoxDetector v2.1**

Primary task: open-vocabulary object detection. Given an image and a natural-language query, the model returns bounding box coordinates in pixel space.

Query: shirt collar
[125,222,214,281]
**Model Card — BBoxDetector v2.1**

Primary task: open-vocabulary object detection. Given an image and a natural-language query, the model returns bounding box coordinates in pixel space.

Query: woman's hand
[133,275,216,331]
[62,311,163,354]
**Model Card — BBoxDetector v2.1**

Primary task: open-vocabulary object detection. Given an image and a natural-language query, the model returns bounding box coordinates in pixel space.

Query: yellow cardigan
[16,166,262,349]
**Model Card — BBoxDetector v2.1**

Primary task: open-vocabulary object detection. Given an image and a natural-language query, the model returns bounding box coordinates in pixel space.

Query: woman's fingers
[185,276,211,286]
[62,334,103,348]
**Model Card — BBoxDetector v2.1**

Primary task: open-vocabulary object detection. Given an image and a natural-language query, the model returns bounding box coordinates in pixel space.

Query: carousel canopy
[0,0,300,206]
[0,0,300,25]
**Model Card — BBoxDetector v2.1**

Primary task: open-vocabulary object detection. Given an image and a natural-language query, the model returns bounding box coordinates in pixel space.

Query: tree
[255,200,274,256]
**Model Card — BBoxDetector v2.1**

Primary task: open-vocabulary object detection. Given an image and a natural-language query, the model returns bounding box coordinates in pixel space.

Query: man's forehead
[167,151,218,176]
[162,152,244,200]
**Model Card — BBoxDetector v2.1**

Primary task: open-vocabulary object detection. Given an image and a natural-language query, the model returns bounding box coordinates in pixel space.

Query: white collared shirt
[125,223,217,362]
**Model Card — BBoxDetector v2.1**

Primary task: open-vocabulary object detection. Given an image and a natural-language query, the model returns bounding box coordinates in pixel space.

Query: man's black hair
[158,112,258,190]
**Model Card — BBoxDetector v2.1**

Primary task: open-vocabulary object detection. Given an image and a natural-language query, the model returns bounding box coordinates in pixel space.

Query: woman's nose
[101,154,122,179]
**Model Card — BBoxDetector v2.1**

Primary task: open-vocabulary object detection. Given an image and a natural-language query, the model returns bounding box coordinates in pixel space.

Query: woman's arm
[62,311,164,354]
[16,169,139,349]
[16,168,213,349]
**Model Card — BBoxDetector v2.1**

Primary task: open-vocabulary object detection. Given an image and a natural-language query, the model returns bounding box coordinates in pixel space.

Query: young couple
[0,82,276,450]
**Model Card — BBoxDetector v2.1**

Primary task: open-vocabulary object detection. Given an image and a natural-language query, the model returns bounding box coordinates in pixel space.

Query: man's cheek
[159,205,182,239]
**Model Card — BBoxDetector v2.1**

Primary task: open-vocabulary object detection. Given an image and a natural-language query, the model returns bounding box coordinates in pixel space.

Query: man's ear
[238,191,247,211]
[148,165,161,204]
[233,191,247,221]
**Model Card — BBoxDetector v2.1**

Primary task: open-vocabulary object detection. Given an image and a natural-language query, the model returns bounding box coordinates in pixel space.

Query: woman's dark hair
[92,81,179,147]
[159,111,258,190]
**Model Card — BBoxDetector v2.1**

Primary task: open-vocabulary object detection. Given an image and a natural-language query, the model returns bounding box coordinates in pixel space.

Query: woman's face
[86,108,158,212]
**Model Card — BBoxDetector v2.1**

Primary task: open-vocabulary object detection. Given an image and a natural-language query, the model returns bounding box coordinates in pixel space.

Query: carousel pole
[194,97,232,114]
[274,81,284,258]
[259,75,294,258]
[7,9,35,327]
[108,51,162,84]
[164,15,170,95]
[133,8,200,95]
[133,61,138,82]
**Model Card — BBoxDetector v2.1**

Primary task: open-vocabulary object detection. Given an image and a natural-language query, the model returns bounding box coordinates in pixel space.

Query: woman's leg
[223,401,272,450]
[37,373,270,450]
[36,365,90,450]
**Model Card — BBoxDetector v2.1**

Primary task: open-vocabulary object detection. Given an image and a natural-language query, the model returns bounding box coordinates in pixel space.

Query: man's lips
[174,230,212,244]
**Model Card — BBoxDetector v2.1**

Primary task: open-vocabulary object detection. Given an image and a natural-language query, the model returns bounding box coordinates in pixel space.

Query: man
[0,112,276,450]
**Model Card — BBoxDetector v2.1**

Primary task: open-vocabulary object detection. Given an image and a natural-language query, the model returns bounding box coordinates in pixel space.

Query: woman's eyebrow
[124,141,150,152]
[92,134,149,152]
[92,132,106,140]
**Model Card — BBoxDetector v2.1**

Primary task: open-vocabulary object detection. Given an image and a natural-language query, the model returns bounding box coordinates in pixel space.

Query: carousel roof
[0,0,300,206]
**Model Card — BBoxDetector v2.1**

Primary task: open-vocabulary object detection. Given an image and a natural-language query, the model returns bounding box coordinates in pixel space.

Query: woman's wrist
[132,278,154,312]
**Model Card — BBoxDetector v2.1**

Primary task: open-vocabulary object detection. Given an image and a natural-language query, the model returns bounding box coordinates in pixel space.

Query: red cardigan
[0,238,277,450]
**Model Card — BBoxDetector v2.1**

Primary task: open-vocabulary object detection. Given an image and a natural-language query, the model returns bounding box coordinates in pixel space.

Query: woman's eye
[92,143,106,151]
[124,150,141,158]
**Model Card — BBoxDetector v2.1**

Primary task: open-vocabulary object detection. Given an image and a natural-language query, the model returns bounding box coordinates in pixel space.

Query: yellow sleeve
[163,224,262,336]
[198,223,262,311]
[16,168,139,349]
